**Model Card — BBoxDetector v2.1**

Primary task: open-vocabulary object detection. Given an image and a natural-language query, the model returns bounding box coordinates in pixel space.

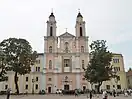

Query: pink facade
[44,12,89,93]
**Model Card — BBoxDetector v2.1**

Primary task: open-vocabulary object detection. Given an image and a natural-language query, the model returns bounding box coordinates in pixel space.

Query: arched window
[80,27,83,36]
[81,46,84,52]
[50,26,53,36]
[49,46,52,53]
[49,60,52,69]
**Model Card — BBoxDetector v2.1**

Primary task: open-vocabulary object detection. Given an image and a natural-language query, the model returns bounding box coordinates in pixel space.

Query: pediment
[59,32,75,37]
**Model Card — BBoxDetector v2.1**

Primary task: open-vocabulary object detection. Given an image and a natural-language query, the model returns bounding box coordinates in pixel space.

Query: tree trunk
[97,82,102,93]
[91,83,93,90]
[14,72,19,94]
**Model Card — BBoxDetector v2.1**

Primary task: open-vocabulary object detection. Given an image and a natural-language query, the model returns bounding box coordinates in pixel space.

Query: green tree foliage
[84,40,115,93]
[128,68,132,71]
[0,38,37,94]
[0,48,9,82]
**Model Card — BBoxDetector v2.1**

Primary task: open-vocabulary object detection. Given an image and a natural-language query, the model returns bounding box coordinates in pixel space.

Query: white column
[85,38,88,52]
[53,74,57,93]
[76,39,79,52]
[76,56,80,68]
[76,74,80,89]
[70,84,72,90]
[55,40,57,53]
[72,56,75,70]
[44,39,47,53]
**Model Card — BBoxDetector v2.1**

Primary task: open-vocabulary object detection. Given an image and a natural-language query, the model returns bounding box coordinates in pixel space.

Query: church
[43,12,90,93]
[0,11,127,94]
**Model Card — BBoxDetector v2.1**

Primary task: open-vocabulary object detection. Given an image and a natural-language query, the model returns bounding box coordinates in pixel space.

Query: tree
[84,40,115,93]
[128,68,132,71]
[0,38,37,94]
[0,48,9,82]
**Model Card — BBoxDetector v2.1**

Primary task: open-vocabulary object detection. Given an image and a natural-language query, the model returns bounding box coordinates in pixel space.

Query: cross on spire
[78,8,80,13]
[51,8,53,13]
[65,28,67,32]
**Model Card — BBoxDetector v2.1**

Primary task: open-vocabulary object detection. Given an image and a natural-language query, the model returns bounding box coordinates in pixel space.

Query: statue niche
[65,42,69,53]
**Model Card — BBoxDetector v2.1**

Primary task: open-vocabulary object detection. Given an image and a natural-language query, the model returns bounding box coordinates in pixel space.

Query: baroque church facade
[43,12,90,93]
[0,12,128,94]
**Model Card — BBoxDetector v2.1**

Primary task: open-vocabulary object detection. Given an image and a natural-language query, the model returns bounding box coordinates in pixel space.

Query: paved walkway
[0,94,132,99]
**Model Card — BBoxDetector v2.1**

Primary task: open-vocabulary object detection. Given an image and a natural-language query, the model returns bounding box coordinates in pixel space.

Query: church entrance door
[64,85,69,90]
[48,87,51,93]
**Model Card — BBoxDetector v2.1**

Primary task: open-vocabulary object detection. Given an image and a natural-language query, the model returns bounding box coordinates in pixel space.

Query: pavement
[0,94,132,99]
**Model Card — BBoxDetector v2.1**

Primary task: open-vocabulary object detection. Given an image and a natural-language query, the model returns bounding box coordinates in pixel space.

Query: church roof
[59,32,75,37]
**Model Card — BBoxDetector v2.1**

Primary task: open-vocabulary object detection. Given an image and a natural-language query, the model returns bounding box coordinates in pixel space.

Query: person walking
[113,90,116,97]
[75,89,78,97]
[102,91,107,99]
[89,91,92,99]
[6,88,11,99]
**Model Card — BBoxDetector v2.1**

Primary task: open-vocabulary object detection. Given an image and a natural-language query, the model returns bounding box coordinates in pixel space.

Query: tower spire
[77,9,83,18]
[49,8,55,18]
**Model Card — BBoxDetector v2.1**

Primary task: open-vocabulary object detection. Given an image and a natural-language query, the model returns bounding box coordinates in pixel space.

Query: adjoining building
[0,11,128,93]
[126,69,132,89]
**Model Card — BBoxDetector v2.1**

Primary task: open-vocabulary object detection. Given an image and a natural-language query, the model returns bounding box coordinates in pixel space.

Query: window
[49,46,52,53]
[36,77,38,81]
[82,78,85,80]
[26,77,28,82]
[5,85,8,90]
[50,26,53,36]
[114,67,120,72]
[113,59,119,63]
[6,77,8,81]
[38,67,40,72]
[49,60,52,69]
[83,86,86,91]
[128,79,130,84]
[117,76,120,81]
[36,67,37,71]
[64,59,70,67]
[48,78,52,81]
[117,85,121,89]
[113,85,115,88]
[80,27,83,36]
[36,67,40,72]
[36,84,38,90]
[81,46,84,52]
[25,85,28,90]
[82,60,84,68]
[36,60,40,64]
[106,85,110,90]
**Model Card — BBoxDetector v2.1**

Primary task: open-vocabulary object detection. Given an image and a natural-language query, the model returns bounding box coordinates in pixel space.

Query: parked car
[56,89,62,94]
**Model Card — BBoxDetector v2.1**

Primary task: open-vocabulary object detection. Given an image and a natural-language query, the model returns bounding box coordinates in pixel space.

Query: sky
[0,0,132,71]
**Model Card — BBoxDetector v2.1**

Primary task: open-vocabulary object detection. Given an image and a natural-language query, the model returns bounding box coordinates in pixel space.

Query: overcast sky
[0,0,132,71]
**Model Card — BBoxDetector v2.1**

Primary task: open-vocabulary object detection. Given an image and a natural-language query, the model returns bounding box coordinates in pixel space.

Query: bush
[0,91,7,95]
[62,90,75,95]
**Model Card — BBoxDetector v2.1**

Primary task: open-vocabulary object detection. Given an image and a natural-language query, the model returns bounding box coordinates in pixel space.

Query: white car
[56,89,62,94]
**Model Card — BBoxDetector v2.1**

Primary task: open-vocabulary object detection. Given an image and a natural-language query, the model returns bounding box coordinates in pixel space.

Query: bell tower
[75,11,86,37]
[46,12,57,37]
